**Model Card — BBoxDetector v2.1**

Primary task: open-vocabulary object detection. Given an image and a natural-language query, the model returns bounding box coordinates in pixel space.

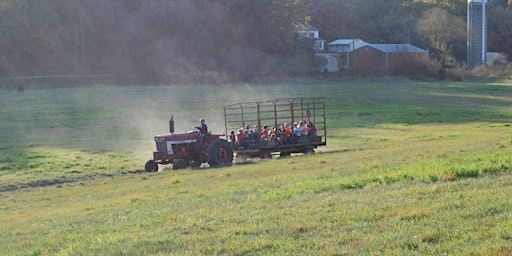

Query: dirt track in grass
[0,169,147,193]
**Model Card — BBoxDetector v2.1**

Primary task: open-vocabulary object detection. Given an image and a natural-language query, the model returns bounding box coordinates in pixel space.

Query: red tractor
[144,116,234,172]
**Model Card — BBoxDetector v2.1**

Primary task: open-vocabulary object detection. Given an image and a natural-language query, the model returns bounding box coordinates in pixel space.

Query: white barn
[327,39,368,53]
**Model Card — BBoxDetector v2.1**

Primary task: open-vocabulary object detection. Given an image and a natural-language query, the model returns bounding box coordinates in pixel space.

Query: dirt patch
[0,169,147,193]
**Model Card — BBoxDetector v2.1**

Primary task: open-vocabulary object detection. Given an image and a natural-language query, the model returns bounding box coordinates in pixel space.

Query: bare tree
[416,8,466,66]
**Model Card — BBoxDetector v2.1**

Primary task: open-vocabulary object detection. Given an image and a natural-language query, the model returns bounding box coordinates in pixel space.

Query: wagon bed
[223,97,326,158]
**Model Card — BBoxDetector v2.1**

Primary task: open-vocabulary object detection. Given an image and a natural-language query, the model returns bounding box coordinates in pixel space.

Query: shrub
[387,57,441,80]
[470,54,512,78]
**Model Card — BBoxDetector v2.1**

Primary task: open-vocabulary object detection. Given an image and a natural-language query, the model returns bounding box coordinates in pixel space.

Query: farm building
[296,24,325,53]
[327,39,368,53]
[348,44,427,72]
[467,0,488,69]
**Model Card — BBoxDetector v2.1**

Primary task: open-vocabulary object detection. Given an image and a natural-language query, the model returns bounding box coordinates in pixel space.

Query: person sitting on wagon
[261,125,269,140]
[270,126,278,138]
[307,121,317,137]
[237,129,246,149]
[229,130,237,147]
[293,122,301,143]
[268,134,278,147]
[253,125,260,138]
[283,123,292,144]
[300,121,308,137]
[278,124,287,145]
[260,125,270,147]
[243,125,255,147]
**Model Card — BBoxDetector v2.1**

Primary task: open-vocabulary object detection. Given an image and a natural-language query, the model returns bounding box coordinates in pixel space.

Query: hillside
[1,1,511,83]
[1,79,512,255]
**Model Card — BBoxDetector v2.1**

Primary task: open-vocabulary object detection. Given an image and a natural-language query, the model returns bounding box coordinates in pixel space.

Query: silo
[467,0,487,69]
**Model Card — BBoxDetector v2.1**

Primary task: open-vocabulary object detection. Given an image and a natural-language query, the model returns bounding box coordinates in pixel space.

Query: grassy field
[1,78,512,255]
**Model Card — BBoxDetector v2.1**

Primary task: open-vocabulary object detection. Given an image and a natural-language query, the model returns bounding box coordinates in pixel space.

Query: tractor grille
[155,136,167,153]
[156,141,166,153]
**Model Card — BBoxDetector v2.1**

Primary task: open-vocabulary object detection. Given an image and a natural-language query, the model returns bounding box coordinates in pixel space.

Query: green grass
[1,78,512,255]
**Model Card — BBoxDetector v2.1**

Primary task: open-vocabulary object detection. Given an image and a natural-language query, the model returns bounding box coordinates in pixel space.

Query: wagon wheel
[145,160,158,172]
[279,152,291,157]
[235,153,249,163]
[260,151,272,159]
[304,147,315,154]
[207,139,234,167]
[173,159,188,170]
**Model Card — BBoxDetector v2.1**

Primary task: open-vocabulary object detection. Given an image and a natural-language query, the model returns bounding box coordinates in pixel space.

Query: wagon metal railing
[223,97,326,145]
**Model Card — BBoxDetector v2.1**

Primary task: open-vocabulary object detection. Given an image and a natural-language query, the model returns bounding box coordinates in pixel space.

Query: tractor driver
[196,118,208,147]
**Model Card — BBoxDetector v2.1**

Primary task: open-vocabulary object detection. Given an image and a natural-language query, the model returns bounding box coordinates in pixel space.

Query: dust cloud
[1,80,309,156]
[77,84,290,153]
[0,0,310,153]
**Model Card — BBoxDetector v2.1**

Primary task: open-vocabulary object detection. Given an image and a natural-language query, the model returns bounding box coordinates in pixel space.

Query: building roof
[296,24,320,32]
[328,39,368,51]
[328,39,364,45]
[367,44,426,53]
[328,39,426,53]
[305,25,320,31]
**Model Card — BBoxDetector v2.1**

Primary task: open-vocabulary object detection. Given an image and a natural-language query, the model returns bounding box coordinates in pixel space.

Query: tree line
[0,0,511,84]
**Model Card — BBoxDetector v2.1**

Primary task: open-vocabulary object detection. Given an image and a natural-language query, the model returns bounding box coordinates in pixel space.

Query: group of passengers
[229,121,317,149]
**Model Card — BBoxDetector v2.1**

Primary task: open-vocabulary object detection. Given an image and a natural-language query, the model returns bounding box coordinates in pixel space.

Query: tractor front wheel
[207,139,234,167]
[145,160,158,172]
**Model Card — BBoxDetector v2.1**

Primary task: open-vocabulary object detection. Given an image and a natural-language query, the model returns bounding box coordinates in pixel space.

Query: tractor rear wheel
[145,160,158,172]
[173,159,188,170]
[207,139,233,167]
